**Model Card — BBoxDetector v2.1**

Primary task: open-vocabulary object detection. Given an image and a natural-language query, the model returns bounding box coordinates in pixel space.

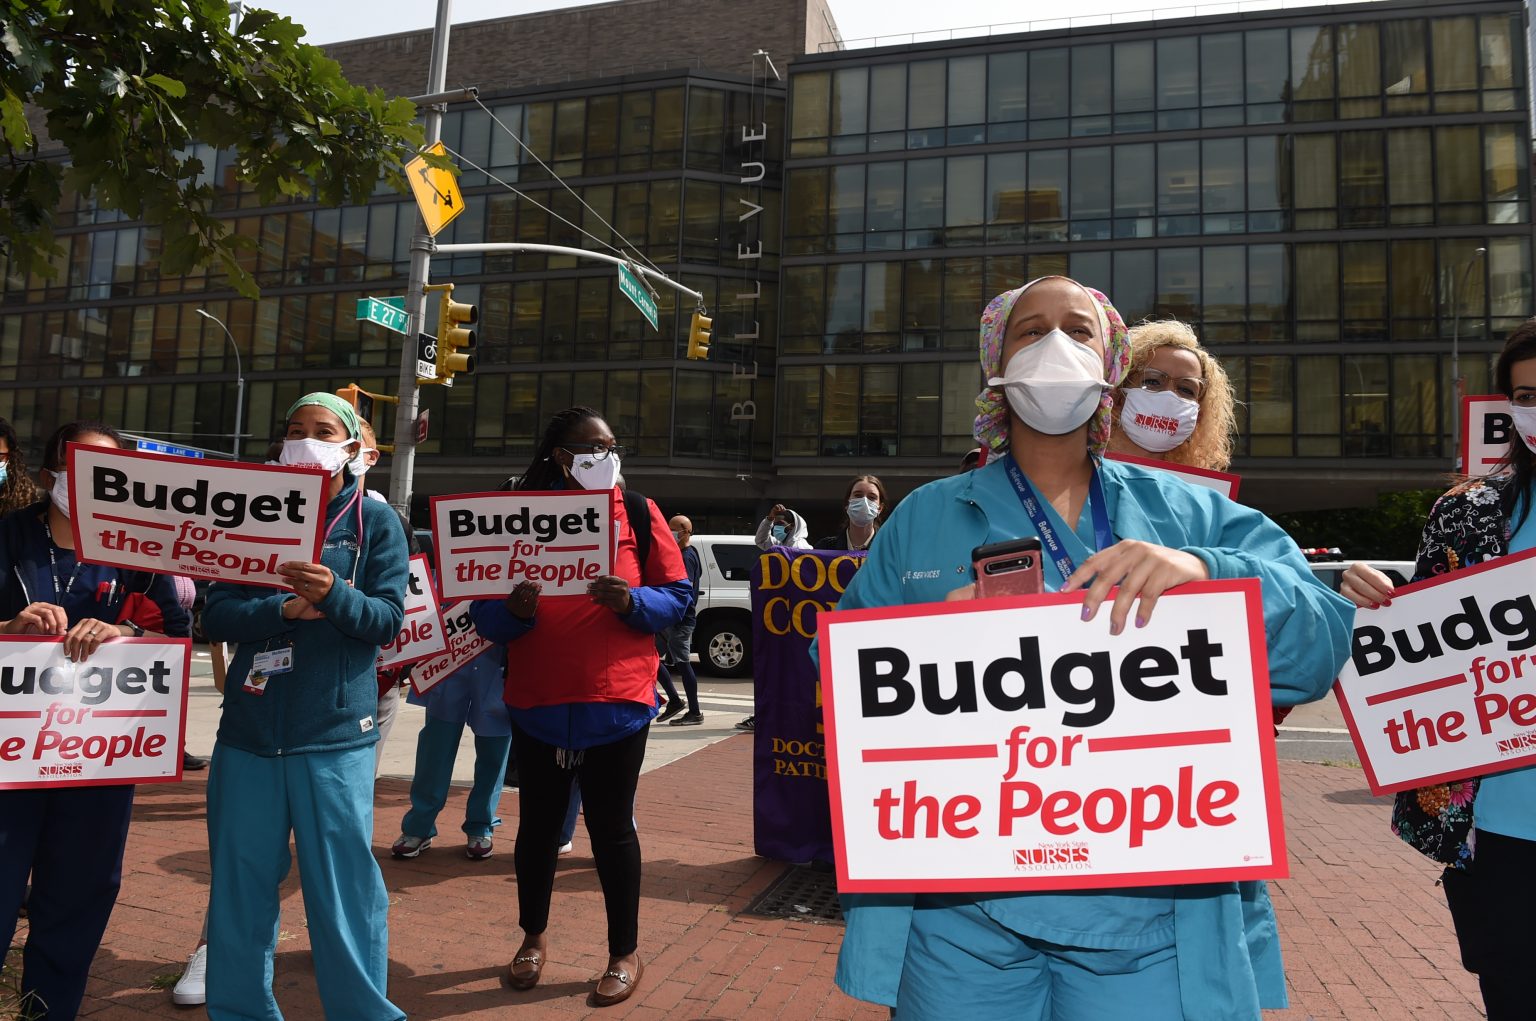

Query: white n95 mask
[988,329,1109,436]
[566,450,621,491]
[280,437,354,477]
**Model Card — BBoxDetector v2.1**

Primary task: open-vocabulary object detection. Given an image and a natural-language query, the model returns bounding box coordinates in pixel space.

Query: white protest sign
[1334,548,1536,795]
[1461,395,1514,476]
[0,636,191,789]
[819,581,1283,892]
[68,444,329,588]
[409,601,494,696]
[431,490,614,600]
[377,554,449,669]
[1108,452,1242,501]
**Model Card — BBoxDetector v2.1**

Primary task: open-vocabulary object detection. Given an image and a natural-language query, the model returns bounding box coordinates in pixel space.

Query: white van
[687,535,760,678]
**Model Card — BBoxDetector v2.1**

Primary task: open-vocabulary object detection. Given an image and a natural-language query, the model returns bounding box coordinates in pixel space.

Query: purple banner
[751,547,866,863]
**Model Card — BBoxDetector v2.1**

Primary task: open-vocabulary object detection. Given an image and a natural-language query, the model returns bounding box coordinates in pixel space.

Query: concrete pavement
[21,661,1488,1019]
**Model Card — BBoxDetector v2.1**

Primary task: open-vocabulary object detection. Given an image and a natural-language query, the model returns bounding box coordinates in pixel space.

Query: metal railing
[819,0,1387,52]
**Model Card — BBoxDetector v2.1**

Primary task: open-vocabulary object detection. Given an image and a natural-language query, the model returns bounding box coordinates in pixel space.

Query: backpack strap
[621,488,655,576]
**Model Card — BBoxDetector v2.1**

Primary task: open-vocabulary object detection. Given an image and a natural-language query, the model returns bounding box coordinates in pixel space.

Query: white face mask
[1510,404,1536,456]
[565,449,620,491]
[848,496,880,526]
[280,437,355,477]
[1119,387,1200,453]
[348,447,378,478]
[988,329,1109,436]
[49,470,70,518]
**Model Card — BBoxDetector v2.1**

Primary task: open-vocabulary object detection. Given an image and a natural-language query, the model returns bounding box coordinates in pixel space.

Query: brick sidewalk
[54,736,1483,1019]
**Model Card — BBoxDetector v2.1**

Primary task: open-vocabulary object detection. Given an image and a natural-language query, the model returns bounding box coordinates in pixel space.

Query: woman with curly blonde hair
[1108,319,1235,471]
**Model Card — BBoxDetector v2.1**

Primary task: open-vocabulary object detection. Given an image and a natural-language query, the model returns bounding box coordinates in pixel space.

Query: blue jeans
[401,714,510,839]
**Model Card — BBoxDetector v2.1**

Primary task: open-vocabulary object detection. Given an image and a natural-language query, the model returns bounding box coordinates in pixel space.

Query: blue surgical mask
[0,462,10,487]
[771,524,788,542]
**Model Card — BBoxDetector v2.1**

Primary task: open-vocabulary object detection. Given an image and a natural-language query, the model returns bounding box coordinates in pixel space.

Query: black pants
[1445,829,1536,1021]
[0,785,136,1020]
[511,722,648,957]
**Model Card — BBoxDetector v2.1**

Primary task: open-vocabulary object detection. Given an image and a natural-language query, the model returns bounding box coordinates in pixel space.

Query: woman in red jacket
[471,406,690,1008]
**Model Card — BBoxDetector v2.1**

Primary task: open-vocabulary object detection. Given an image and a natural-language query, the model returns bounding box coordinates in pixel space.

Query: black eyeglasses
[563,443,626,462]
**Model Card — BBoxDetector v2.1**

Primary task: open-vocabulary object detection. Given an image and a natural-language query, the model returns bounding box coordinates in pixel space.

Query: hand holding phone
[972,538,1044,599]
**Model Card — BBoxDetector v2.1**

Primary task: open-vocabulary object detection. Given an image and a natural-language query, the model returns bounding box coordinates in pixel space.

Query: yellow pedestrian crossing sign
[405,141,465,237]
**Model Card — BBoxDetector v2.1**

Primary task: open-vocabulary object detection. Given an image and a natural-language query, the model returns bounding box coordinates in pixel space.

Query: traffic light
[335,384,399,452]
[686,311,712,361]
[436,285,477,384]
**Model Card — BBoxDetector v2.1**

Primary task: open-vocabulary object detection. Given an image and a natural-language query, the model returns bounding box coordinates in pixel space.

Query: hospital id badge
[252,647,293,676]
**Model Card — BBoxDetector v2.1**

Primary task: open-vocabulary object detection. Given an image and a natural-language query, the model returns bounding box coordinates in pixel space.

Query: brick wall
[325,0,837,98]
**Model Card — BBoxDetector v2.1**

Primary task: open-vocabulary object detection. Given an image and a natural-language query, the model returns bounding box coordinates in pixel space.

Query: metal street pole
[1449,246,1487,468]
[195,308,244,461]
[389,0,453,515]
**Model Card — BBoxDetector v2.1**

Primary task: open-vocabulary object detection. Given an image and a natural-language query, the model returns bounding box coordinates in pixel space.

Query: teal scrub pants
[206,743,402,1021]
[897,896,1183,1021]
[401,714,511,840]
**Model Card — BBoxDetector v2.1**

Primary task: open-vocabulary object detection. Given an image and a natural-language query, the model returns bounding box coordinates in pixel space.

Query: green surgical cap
[286,392,361,439]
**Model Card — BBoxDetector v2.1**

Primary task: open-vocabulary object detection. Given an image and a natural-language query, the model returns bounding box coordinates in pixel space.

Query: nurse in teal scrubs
[829,277,1355,1021]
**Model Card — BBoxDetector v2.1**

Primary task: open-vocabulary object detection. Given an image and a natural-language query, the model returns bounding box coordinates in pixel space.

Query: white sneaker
[172,944,207,1006]
[558,841,574,855]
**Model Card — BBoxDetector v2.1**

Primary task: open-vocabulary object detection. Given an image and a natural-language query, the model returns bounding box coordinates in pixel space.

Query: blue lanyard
[1003,454,1112,583]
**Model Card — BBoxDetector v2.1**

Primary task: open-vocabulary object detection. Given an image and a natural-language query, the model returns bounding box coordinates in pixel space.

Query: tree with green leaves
[1,0,425,297]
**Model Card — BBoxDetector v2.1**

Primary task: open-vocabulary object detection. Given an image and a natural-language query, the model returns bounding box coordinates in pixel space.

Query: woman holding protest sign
[201,393,408,1021]
[0,421,190,1021]
[1106,319,1235,471]
[1336,321,1536,1021]
[826,277,1354,1020]
[471,405,690,1008]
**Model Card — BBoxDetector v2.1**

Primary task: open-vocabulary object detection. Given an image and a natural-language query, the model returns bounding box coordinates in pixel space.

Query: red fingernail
[1383,599,1393,607]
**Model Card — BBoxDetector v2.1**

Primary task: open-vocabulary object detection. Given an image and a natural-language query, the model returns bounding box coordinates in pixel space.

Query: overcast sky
[253,0,1389,48]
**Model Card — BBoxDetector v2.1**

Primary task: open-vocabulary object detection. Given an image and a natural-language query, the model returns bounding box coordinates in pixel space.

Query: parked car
[689,534,760,678]
[1301,547,1415,593]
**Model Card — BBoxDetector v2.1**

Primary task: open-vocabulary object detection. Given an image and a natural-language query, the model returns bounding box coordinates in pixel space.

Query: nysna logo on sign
[1335,548,1536,794]
[430,490,615,601]
[68,444,328,588]
[819,582,1283,892]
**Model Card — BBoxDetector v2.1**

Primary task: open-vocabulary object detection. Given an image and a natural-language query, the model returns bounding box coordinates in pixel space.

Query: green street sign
[356,296,409,335]
[617,264,659,332]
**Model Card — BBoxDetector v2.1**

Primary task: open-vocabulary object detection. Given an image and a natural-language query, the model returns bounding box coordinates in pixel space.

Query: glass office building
[0,0,1528,519]
[782,0,1532,509]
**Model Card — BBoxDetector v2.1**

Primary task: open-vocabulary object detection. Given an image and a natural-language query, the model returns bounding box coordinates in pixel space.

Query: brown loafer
[508,949,543,991]
[589,956,643,1007]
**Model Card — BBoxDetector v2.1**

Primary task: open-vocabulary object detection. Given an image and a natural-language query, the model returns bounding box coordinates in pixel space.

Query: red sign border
[429,488,618,601]
[66,443,330,589]
[1333,545,1536,795]
[1460,394,1511,477]
[0,634,193,790]
[377,553,450,670]
[818,579,1287,893]
[407,599,493,697]
[1106,451,1243,500]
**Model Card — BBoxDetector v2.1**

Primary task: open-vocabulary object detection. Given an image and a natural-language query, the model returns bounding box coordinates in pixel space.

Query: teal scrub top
[824,457,1357,1018]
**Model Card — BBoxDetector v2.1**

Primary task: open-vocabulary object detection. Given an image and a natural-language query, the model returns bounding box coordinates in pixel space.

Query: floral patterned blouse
[1390,474,1515,868]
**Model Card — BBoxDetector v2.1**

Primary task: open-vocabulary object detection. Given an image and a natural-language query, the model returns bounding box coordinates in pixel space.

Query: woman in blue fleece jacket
[202,394,408,1021]
[829,278,1355,1021]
